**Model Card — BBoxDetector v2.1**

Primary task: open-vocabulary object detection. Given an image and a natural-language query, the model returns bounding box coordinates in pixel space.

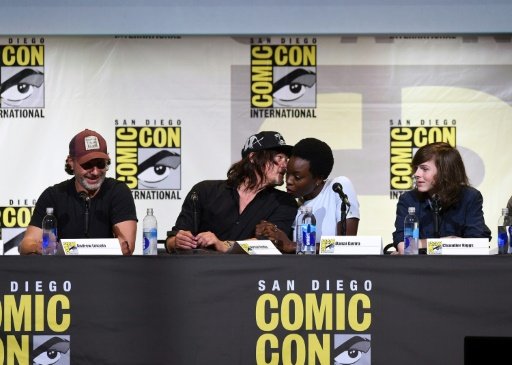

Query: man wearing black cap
[165,131,298,253]
[19,129,137,255]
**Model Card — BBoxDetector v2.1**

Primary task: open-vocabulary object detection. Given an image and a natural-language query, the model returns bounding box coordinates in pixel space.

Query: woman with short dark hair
[256,137,360,253]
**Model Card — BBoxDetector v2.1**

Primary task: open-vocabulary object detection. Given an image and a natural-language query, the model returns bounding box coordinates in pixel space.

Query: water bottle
[497,208,511,254]
[143,208,158,255]
[509,226,512,254]
[300,206,317,255]
[42,207,58,255]
[403,206,419,255]
[295,207,306,254]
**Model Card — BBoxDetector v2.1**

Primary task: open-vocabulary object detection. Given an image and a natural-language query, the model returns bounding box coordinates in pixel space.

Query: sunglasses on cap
[80,159,107,170]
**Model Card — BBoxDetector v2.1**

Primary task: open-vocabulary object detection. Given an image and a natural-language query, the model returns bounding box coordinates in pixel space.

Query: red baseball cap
[69,129,109,164]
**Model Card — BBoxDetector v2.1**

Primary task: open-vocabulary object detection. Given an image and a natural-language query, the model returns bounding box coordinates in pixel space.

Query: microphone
[78,191,90,207]
[432,194,440,211]
[191,191,199,236]
[332,182,351,208]
[333,182,350,236]
[78,191,90,237]
[432,194,441,238]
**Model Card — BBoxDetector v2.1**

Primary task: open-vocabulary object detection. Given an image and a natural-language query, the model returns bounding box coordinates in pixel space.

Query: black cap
[241,131,293,158]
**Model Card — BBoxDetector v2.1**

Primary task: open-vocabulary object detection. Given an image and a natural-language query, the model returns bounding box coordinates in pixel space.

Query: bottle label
[42,228,58,255]
[498,225,510,254]
[404,223,419,249]
[301,224,316,247]
[508,226,512,254]
[404,222,419,253]
[143,228,157,254]
[404,228,413,249]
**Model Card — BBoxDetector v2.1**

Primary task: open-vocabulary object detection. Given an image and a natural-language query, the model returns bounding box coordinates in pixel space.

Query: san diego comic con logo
[0,205,34,255]
[0,38,45,117]
[250,38,317,118]
[114,121,182,200]
[255,278,372,364]
[389,122,456,199]
[0,280,72,364]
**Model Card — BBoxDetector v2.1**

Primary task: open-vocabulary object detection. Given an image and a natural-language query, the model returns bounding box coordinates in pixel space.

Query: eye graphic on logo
[333,335,371,365]
[272,68,316,106]
[137,150,181,189]
[32,336,70,365]
[0,68,44,106]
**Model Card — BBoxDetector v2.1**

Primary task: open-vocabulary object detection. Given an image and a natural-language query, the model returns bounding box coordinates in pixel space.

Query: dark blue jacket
[393,186,491,244]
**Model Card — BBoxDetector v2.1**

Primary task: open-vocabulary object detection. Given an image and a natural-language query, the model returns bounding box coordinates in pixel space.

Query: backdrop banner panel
[1,35,511,254]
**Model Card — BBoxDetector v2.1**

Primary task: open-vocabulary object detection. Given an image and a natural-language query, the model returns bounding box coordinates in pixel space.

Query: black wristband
[165,231,177,254]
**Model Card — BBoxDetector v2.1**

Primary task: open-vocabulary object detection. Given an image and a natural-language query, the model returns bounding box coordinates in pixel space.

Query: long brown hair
[227,150,279,190]
[412,142,469,208]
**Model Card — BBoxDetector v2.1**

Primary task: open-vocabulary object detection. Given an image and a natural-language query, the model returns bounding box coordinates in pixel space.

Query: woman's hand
[255,220,279,239]
[255,220,296,253]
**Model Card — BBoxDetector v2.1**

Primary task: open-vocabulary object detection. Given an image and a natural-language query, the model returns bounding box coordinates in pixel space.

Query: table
[0,255,510,364]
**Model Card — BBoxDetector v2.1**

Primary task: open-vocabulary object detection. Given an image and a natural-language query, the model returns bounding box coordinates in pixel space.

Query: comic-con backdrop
[1,35,511,254]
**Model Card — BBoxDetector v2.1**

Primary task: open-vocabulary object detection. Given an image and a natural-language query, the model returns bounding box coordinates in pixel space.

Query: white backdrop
[1,35,511,254]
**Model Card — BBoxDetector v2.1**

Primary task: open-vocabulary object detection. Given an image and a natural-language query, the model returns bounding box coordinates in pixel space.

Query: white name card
[0,240,3,255]
[232,240,282,255]
[319,236,382,255]
[60,238,122,256]
[426,238,492,255]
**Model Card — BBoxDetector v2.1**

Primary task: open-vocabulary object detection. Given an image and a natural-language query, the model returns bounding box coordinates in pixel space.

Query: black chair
[384,242,428,255]
[157,239,168,255]
[383,242,397,254]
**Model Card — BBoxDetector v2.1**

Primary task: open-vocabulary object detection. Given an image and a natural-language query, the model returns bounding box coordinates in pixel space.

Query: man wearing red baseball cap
[19,129,137,255]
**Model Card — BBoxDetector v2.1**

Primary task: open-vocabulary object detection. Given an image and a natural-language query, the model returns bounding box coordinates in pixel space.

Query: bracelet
[223,240,235,249]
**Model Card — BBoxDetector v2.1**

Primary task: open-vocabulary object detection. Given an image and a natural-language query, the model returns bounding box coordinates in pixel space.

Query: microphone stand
[84,198,90,238]
[332,183,350,236]
[191,191,199,236]
[432,196,441,239]
[338,199,348,236]
[79,192,90,238]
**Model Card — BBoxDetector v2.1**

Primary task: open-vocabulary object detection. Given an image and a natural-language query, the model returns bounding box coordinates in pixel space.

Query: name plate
[60,238,122,256]
[231,240,282,255]
[426,238,492,255]
[0,240,3,255]
[319,236,382,255]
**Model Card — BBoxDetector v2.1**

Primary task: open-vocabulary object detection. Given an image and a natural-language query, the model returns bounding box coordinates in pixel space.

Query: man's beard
[78,173,106,191]
[274,175,284,186]
[266,175,284,187]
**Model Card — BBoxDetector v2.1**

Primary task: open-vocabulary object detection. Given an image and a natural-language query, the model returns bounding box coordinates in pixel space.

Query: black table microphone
[332,182,351,208]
